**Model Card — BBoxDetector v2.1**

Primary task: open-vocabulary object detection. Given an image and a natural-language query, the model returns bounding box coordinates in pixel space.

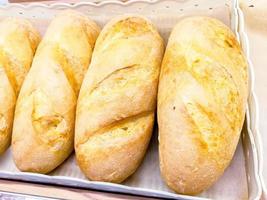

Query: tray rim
[236,0,266,198]
[0,170,209,200]
[0,0,174,8]
[0,0,263,199]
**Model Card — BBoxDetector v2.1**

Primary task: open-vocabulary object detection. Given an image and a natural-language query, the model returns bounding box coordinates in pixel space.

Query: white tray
[0,0,262,199]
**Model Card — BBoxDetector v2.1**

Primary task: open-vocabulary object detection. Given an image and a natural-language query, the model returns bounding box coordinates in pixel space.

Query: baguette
[12,10,100,173]
[158,17,248,194]
[0,18,40,155]
[75,15,164,183]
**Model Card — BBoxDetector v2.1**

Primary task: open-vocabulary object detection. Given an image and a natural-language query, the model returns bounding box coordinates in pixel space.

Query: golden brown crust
[157,16,248,194]
[75,15,164,183]
[0,18,40,155]
[12,10,100,173]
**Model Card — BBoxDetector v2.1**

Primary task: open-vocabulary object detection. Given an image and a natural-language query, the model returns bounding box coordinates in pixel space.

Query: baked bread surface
[158,16,248,194]
[12,10,100,173]
[75,15,164,183]
[0,18,40,154]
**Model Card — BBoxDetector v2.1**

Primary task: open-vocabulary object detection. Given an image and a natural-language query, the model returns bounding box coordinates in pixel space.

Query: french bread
[0,18,40,155]
[12,10,100,173]
[158,17,248,194]
[75,15,164,183]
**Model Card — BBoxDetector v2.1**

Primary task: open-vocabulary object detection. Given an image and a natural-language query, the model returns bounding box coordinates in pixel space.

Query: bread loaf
[12,10,100,173]
[0,18,40,155]
[75,15,164,183]
[158,17,248,194]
